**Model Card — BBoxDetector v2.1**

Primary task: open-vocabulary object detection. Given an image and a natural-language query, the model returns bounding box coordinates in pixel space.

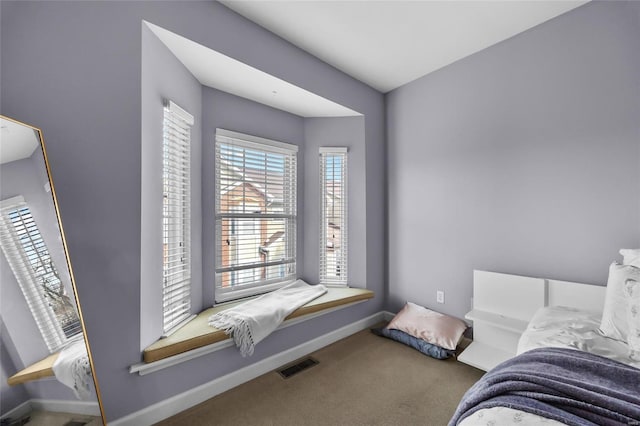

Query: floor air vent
[277,357,319,379]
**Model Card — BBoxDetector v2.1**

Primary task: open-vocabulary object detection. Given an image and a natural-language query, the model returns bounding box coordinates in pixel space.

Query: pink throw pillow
[387,302,467,350]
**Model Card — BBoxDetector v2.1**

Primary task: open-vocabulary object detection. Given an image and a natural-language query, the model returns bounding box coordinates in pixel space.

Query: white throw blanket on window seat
[209,280,327,357]
[52,338,93,399]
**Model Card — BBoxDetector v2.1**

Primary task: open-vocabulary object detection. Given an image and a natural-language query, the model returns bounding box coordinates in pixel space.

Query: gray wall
[140,24,203,350]
[1,320,29,415]
[302,117,366,286]
[201,87,306,304]
[386,0,640,318]
[1,1,385,421]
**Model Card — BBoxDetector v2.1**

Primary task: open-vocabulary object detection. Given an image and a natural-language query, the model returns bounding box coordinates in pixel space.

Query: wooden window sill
[142,287,374,364]
[7,352,59,386]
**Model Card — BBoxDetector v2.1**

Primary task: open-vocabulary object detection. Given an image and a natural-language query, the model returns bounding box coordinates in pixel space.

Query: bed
[451,265,640,426]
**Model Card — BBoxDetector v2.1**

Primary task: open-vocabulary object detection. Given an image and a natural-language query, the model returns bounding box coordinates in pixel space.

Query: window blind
[319,148,348,285]
[0,197,82,353]
[215,129,297,302]
[162,101,194,333]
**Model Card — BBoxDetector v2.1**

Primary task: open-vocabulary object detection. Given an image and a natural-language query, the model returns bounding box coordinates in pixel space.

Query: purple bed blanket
[449,347,640,426]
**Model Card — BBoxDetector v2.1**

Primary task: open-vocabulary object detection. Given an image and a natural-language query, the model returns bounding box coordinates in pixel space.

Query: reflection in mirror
[0,116,105,425]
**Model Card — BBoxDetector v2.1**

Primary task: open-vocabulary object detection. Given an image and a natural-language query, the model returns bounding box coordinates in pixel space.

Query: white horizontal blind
[162,101,193,333]
[320,148,348,285]
[0,198,82,352]
[215,129,297,302]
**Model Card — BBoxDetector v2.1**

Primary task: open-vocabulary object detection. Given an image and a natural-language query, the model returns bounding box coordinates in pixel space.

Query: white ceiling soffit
[145,22,360,118]
[222,1,589,93]
[0,117,39,165]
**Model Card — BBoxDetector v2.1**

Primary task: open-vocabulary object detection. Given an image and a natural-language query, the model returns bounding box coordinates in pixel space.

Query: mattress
[516,305,639,368]
[459,406,566,425]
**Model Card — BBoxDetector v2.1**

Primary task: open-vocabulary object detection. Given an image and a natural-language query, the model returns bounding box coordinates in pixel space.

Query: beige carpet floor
[156,327,484,426]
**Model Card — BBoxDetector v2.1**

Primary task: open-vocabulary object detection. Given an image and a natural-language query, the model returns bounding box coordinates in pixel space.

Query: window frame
[0,196,82,353]
[214,129,298,303]
[319,147,348,286]
[162,100,194,334]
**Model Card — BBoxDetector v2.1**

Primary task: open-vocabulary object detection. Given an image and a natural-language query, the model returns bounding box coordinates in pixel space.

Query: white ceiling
[0,117,39,165]
[222,0,588,93]
[146,22,360,118]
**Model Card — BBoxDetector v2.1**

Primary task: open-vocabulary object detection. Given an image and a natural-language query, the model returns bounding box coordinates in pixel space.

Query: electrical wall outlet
[436,290,445,304]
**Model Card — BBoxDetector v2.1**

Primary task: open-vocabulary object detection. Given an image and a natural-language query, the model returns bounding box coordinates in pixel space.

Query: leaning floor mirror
[0,116,105,425]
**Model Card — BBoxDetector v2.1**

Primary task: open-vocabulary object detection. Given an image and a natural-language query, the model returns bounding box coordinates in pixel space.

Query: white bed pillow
[620,249,640,268]
[599,262,640,342]
[627,280,640,361]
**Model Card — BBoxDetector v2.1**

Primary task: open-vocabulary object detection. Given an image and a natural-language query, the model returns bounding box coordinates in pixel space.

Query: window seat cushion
[143,287,374,363]
[7,352,59,386]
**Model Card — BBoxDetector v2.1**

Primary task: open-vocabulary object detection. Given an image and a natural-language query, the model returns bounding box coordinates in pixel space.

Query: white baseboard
[1,400,31,421]
[1,398,100,420]
[111,311,385,426]
[31,398,101,416]
[383,310,395,322]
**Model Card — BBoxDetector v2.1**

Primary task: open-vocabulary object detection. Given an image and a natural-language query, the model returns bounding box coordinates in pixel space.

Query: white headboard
[473,271,545,322]
[462,272,607,371]
[473,270,606,322]
[546,279,606,313]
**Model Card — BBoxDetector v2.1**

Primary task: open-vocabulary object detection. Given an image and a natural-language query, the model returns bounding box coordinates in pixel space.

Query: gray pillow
[371,327,455,359]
